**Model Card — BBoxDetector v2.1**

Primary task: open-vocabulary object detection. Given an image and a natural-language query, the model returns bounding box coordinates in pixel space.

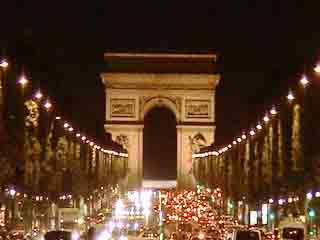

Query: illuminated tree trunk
[277,116,283,179]
[292,103,302,171]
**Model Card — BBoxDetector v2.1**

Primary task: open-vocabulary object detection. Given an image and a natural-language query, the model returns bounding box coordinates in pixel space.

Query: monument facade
[101,53,220,189]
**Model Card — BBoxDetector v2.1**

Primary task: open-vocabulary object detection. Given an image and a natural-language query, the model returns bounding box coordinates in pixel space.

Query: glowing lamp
[44,101,52,110]
[300,75,309,87]
[307,192,313,200]
[263,115,270,122]
[287,91,295,101]
[35,90,43,99]
[0,59,8,68]
[18,75,28,87]
[314,63,320,73]
[270,107,277,115]
[9,189,16,197]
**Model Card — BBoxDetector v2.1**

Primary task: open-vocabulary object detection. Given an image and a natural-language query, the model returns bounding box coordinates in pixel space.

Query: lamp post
[0,59,8,143]
[9,188,16,227]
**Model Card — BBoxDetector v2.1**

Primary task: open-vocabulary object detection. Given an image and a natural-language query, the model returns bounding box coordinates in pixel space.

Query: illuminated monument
[101,53,220,189]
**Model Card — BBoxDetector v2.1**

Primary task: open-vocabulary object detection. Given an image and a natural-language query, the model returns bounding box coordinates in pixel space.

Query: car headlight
[72,232,80,240]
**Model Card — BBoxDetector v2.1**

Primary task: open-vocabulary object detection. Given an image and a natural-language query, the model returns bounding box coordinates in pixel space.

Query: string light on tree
[256,124,262,130]
[270,106,277,115]
[287,90,295,101]
[263,115,270,123]
[249,130,255,136]
[35,90,43,100]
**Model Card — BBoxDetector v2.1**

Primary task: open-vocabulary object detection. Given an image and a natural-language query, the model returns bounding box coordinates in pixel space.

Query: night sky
[2,2,320,179]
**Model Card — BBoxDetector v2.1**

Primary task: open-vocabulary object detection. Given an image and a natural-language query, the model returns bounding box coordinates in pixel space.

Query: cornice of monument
[104,52,218,62]
[101,72,220,90]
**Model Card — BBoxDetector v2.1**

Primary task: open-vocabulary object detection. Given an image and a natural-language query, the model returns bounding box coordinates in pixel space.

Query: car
[232,229,262,240]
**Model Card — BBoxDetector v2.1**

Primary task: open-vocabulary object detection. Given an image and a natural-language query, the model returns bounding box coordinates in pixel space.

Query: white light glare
[44,101,52,109]
[270,107,277,115]
[35,91,43,99]
[0,59,8,68]
[18,75,28,86]
[263,115,270,122]
[315,63,320,73]
[307,192,313,200]
[287,91,295,101]
[256,124,262,130]
[300,75,309,86]
[250,130,255,136]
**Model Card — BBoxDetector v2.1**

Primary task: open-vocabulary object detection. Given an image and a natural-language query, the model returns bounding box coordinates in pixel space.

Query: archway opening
[143,107,177,180]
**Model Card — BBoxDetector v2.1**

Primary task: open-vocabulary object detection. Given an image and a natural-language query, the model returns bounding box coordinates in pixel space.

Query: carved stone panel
[110,99,135,118]
[185,99,211,119]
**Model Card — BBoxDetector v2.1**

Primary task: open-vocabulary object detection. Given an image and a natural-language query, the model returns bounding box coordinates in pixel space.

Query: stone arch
[142,97,180,122]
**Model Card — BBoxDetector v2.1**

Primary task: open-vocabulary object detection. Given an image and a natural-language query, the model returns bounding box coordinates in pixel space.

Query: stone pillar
[106,124,143,190]
[177,125,214,189]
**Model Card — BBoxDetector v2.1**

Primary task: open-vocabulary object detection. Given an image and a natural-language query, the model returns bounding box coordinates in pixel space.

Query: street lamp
[314,63,320,74]
[18,75,28,88]
[44,100,52,110]
[35,90,43,100]
[0,59,8,137]
[0,59,8,69]
[9,188,16,226]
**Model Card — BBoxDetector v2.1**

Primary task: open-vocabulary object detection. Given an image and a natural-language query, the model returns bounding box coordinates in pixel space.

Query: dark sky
[2,1,320,178]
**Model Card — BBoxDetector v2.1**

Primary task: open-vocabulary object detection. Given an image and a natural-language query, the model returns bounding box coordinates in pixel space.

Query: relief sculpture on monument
[185,100,211,119]
[180,133,208,189]
[110,99,135,118]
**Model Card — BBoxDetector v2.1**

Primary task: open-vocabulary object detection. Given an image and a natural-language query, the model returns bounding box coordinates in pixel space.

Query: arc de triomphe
[101,53,220,189]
